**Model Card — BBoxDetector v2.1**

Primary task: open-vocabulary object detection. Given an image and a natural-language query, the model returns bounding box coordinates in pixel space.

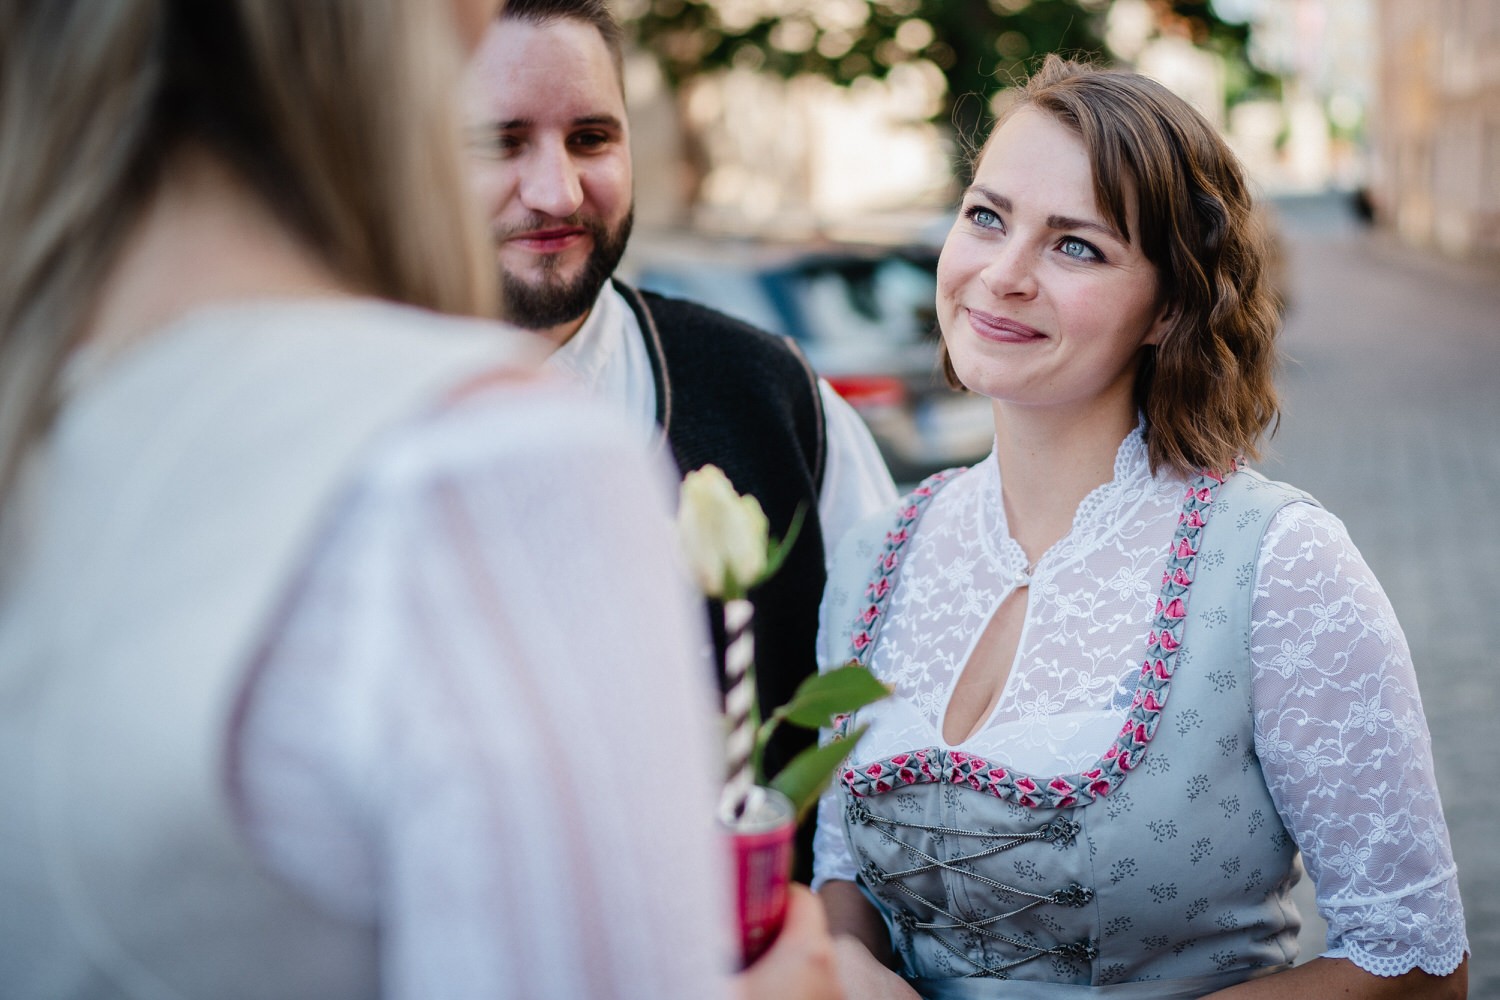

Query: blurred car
[625,238,994,484]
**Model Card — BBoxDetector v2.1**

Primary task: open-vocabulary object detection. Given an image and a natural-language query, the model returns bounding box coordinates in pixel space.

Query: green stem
[752,711,781,782]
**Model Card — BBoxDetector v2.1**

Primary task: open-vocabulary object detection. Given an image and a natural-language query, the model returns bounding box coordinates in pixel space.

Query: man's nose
[518,142,584,219]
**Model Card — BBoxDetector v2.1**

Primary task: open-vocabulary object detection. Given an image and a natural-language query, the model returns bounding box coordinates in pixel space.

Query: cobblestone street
[1260,194,1500,995]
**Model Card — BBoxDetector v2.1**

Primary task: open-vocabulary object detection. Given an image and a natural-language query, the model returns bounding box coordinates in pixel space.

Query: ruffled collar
[976,423,1169,581]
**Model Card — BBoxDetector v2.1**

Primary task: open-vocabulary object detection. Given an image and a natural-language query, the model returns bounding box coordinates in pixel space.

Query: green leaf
[770,725,869,824]
[772,664,890,731]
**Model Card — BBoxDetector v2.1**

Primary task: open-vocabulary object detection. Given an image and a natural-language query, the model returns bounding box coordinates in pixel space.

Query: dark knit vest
[620,282,827,875]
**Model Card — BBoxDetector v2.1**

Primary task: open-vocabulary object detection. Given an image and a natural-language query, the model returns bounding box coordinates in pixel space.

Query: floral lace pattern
[813,428,1468,977]
[840,465,1228,810]
[847,471,958,667]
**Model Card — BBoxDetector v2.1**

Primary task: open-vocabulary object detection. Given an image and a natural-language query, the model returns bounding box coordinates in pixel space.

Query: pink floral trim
[846,469,959,672]
[841,467,1233,809]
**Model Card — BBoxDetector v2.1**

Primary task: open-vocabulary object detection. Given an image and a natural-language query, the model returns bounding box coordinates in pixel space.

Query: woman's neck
[990,400,1139,564]
[86,147,350,352]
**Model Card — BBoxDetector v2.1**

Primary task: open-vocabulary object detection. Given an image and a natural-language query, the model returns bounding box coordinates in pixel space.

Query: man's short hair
[500,0,624,76]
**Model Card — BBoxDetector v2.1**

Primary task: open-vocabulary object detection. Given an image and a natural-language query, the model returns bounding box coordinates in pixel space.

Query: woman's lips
[967,308,1045,344]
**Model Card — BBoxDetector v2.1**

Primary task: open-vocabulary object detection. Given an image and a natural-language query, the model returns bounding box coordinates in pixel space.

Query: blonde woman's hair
[0,0,496,500]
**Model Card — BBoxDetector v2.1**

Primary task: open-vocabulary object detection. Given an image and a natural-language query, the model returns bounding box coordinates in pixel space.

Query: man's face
[464,17,634,338]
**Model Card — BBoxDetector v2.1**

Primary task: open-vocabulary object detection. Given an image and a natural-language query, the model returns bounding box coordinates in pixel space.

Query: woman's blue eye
[1059,237,1100,261]
[965,206,1000,229]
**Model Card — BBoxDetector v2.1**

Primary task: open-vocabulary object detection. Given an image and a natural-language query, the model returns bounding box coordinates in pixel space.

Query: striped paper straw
[721,597,756,819]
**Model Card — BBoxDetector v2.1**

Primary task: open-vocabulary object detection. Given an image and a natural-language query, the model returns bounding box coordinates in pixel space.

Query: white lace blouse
[812,427,1468,978]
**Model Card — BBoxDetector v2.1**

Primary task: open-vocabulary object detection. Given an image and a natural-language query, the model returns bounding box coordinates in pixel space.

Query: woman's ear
[1143,300,1174,347]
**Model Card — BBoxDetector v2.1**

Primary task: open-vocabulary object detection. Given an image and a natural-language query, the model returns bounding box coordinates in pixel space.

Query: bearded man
[463,0,897,880]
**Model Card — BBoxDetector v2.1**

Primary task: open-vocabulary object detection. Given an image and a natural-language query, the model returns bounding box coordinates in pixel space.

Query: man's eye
[465,129,517,159]
[571,131,609,150]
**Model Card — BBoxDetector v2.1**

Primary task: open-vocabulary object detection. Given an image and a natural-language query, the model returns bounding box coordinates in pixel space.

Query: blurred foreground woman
[0,3,837,998]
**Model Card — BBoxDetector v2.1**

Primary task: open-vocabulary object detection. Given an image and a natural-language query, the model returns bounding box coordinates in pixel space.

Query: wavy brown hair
[0,0,495,502]
[942,55,1281,477]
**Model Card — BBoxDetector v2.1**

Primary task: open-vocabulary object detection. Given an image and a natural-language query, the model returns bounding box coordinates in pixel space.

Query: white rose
[676,465,769,599]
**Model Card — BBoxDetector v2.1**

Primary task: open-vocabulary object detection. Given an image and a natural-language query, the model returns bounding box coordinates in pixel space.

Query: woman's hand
[817,879,920,999]
[831,935,923,999]
[736,884,842,1000]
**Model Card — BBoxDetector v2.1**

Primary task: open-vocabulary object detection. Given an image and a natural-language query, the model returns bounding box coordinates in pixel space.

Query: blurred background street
[1263,191,1500,996]
[610,0,1497,989]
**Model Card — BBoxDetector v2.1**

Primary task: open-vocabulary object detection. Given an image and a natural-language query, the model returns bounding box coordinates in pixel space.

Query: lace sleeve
[236,386,734,999]
[1251,502,1468,977]
[811,769,859,891]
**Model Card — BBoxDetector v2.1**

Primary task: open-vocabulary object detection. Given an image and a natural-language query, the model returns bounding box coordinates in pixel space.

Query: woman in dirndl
[813,55,1469,1000]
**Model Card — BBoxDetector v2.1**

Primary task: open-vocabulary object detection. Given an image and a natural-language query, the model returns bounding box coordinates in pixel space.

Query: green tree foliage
[1155,1,1280,104]
[625,0,1270,146]
[626,0,1107,147]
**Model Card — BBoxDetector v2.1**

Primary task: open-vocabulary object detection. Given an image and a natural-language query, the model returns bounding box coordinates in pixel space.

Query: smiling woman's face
[937,107,1170,424]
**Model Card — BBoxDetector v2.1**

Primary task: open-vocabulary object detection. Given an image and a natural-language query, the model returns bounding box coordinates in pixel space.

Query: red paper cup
[721,786,796,968]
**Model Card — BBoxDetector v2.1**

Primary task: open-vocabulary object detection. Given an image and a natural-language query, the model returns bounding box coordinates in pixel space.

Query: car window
[775,255,937,348]
[636,267,788,336]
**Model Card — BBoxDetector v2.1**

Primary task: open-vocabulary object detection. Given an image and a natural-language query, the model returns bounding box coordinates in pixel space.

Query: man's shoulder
[617,282,827,486]
[628,285,803,363]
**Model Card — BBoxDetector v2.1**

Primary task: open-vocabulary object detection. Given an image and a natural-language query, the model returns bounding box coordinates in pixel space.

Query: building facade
[1372,0,1500,257]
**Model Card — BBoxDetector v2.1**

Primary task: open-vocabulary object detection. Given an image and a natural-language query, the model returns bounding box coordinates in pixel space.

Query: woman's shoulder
[280,298,543,373]
[231,300,644,490]
[830,467,973,568]
[360,376,666,503]
[820,466,974,659]
[1223,466,1320,508]
[1193,466,1326,544]
[144,295,532,353]
[1221,469,1374,582]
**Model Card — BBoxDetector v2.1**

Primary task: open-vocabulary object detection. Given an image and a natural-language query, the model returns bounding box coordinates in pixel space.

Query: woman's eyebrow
[966,185,1008,210]
[1046,214,1124,242]
[966,185,1123,242]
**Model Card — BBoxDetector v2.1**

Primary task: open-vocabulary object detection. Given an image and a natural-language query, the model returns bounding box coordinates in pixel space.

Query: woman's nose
[980,241,1039,299]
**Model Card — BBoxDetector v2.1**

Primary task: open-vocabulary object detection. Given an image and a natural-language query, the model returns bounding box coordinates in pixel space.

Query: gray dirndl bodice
[830,468,1317,997]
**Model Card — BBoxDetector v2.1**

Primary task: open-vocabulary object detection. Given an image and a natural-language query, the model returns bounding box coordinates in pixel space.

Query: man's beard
[497,209,634,330]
